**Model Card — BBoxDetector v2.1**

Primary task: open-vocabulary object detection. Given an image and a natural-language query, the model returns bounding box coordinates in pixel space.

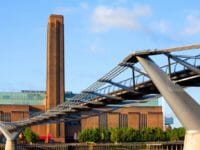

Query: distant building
[81,106,163,129]
[0,90,45,126]
[66,99,163,142]
[0,91,45,105]
[0,90,76,142]
[0,15,163,143]
[165,116,174,125]
[164,116,174,129]
[0,91,163,142]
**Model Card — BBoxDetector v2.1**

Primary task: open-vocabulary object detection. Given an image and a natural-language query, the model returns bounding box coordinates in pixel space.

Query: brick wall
[81,106,163,130]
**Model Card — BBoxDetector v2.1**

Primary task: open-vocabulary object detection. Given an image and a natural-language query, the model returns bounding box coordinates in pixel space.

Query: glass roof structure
[0,91,45,105]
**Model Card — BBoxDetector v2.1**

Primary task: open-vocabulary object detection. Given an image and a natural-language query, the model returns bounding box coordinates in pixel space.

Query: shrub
[23,128,39,143]
[77,127,185,143]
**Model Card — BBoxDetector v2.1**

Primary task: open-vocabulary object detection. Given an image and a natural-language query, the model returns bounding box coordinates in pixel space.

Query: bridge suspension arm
[165,53,200,75]
[99,79,138,93]
[119,62,149,77]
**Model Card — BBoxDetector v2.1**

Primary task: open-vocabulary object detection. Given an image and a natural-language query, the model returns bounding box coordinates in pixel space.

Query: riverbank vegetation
[78,127,185,143]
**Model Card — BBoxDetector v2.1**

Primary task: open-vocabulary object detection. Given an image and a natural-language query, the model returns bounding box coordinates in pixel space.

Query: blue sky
[0,0,200,127]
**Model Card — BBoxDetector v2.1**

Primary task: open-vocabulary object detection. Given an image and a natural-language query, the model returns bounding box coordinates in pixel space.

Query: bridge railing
[14,142,184,150]
[82,54,200,101]
[19,54,200,125]
[165,55,200,74]
[64,54,200,104]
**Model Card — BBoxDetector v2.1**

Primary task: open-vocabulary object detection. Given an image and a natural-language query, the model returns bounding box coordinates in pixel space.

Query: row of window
[99,113,148,129]
[0,113,11,122]
[99,113,129,128]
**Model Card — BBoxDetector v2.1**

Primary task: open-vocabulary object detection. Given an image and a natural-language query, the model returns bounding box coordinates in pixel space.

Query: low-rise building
[0,91,163,143]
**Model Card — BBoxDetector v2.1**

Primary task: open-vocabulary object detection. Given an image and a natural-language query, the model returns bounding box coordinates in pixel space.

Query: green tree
[23,128,39,143]
[169,128,179,141]
[78,128,101,142]
[99,128,110,142]
[126,128,137,142]
[77,127,186,143]
[177,127,185,140]
[153,128,164,141]
[110,128,121,143]
[120,128,136,142]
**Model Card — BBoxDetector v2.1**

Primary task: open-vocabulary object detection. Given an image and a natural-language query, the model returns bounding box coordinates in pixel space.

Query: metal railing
[80,54,200,102]
[10,142,184,150]
[2,50,199,131]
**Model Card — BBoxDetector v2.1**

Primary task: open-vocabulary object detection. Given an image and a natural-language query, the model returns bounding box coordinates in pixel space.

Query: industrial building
[0,91,163,142]
[0,15,163,143]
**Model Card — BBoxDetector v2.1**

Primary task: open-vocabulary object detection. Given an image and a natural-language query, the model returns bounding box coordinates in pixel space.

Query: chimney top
[48,14,63,23]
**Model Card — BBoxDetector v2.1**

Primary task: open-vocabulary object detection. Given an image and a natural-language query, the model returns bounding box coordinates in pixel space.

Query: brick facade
[0,104,163,142]
[81,106,163,130]
[0,105,48,138]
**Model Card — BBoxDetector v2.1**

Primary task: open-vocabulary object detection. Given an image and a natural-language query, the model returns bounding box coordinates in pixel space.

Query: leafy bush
[166,127,185,141]
[99,128,110,142]
[78,127,185,143]
[78,128,101,142]
[23,128,39,143]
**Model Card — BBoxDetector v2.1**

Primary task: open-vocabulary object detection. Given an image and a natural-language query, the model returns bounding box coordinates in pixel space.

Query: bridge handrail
[82,54,200,100]
[3,52,200,129]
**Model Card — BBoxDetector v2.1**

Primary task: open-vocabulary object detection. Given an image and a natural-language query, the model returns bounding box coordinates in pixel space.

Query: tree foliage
[78,127,185,143]
[23,128,39,143]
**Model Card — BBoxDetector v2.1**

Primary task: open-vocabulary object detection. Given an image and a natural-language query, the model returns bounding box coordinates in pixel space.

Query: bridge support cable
[132,67,136,90]
[137,56,200,150]
[83,91,123,101]
[167,56,172,79]
[73,65,128,101]
[170,54,200,59]
[98,79,138,93]
[120,62,151,91]
[166,53,200,75]
[119,62,149,77]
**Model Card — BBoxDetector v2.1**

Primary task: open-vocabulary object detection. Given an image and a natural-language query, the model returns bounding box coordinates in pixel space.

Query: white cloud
[80,2,89,10]
[91,5,152,32]
[149,20,169,34]
[53,7,74,14]
[54,3,89,15]
[182,14,200,35]
[157,20,169,34]
[87,43,105,54]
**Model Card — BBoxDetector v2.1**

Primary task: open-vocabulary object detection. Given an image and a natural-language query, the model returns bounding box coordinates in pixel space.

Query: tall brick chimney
[46,14,65,142]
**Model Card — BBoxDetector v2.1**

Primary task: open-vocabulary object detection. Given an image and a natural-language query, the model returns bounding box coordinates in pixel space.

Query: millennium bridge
[0,44,199,150]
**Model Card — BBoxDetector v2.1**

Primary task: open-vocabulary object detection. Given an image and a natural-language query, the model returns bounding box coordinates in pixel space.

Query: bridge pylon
[137,56,200,150]
[0,126,20,150]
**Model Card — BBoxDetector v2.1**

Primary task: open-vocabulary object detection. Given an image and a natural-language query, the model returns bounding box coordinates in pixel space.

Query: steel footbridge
[0,44,200,150]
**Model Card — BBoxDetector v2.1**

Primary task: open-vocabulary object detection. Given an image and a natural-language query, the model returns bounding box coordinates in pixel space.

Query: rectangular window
[139,113,147,129]
[0,112,11,122]
[56,124,61,137]
[119,114,128,128]
[99,113,107,128]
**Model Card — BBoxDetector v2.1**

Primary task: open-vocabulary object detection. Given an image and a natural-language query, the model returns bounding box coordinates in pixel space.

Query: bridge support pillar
[5,139,15,150]
[0,126,20,150]
[184,131,200,150]
[137,56,200,150]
